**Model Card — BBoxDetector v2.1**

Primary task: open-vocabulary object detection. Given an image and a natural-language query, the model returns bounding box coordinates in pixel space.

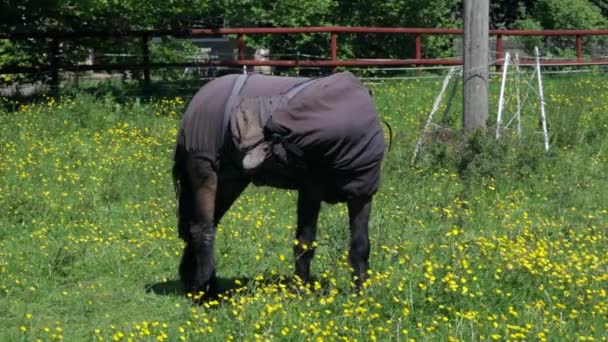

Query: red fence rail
[2,27,608,87]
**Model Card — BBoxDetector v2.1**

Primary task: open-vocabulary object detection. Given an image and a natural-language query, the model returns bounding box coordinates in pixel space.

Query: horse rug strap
[284,77,319,100]
[221,74,249,145]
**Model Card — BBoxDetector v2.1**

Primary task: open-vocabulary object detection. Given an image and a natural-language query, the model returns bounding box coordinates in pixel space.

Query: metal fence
[2,26,608,89]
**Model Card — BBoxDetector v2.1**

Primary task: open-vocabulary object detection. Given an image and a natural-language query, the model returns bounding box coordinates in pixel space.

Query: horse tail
[173,144,190,240]
[172,143,182,203]
[173,160,181,210]
[381,120,393,152]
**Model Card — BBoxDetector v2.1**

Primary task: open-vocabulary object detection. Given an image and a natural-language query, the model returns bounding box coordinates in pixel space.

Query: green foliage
[591,0,608,15]
[512,17,544,53]
[0,39,50,85]
[206,0,337,60]
[1,1,608,86]
[149,38,202,81]
[0,40,19,83]
[331,0,461,58]
[455,130,508,179]
[0,0,213,31]
[83,0,214,30]
[531,0,608,55]
[0,0,69,31]
[490,0,537,29]
[534,0,607,29]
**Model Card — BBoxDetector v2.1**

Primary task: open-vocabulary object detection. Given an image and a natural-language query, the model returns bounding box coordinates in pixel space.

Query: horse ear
[243,143,269,170]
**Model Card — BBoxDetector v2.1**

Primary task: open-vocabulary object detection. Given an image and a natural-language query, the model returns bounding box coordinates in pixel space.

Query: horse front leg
[179,158,218,297]
[214,163,250,226]
[293,185,322,285]
[347,195,373,291]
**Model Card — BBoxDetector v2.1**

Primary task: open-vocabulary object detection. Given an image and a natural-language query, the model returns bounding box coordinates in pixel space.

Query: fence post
[463,0,489,132]
[237,34,246,73]
[576,35,583,63]
[496,34,503,72]
[415,34,422,60]
[330,33,338,73]
[141,34,151,87]
[49,37,60,92]
[237,34,245,60]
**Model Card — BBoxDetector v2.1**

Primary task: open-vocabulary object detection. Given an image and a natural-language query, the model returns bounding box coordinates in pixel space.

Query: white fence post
[412,67,459,164]
[514,53,522,139]
[535,47,550,151]
[496,52,511,139]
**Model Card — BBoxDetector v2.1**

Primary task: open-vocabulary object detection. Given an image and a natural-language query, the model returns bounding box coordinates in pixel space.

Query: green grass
[1,72,608,341]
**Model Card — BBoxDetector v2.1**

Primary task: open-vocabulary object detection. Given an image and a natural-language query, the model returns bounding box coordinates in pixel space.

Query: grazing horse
[173,71,385,296]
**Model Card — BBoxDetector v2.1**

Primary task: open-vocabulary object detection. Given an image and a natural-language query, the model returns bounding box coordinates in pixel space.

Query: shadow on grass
[145,276,251,299]
[145,273,335,304]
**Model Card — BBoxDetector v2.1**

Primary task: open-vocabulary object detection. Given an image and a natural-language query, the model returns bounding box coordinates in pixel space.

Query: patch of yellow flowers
[2,78,608,342]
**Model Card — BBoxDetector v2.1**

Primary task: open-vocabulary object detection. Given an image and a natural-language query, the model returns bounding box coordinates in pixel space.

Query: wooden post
[237,34,245,60]
[415,34,422,60]
[141,34,151,87]
[237,34,246,73]
[49,37,60,91]
[496,34,503,72]
[576,35,583,63]
[330,33,337,73]
[463,0,489,132]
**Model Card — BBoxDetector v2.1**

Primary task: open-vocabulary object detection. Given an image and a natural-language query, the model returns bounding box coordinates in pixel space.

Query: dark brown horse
[173,72,385,296]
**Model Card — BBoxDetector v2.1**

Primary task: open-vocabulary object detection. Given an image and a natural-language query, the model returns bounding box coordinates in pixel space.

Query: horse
[172,71,385,297]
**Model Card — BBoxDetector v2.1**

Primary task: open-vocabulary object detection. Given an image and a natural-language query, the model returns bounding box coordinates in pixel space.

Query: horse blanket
[175,71,385,202]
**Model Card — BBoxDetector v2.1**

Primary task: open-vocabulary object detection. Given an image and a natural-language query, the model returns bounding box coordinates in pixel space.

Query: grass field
[1,71,608,341]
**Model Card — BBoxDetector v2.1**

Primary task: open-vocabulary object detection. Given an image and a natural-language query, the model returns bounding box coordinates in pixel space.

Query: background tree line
[1,0,606,84]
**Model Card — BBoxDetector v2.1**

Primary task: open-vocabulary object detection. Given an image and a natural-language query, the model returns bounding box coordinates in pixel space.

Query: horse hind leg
[294,185,322,285]
[347,196,373,292]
